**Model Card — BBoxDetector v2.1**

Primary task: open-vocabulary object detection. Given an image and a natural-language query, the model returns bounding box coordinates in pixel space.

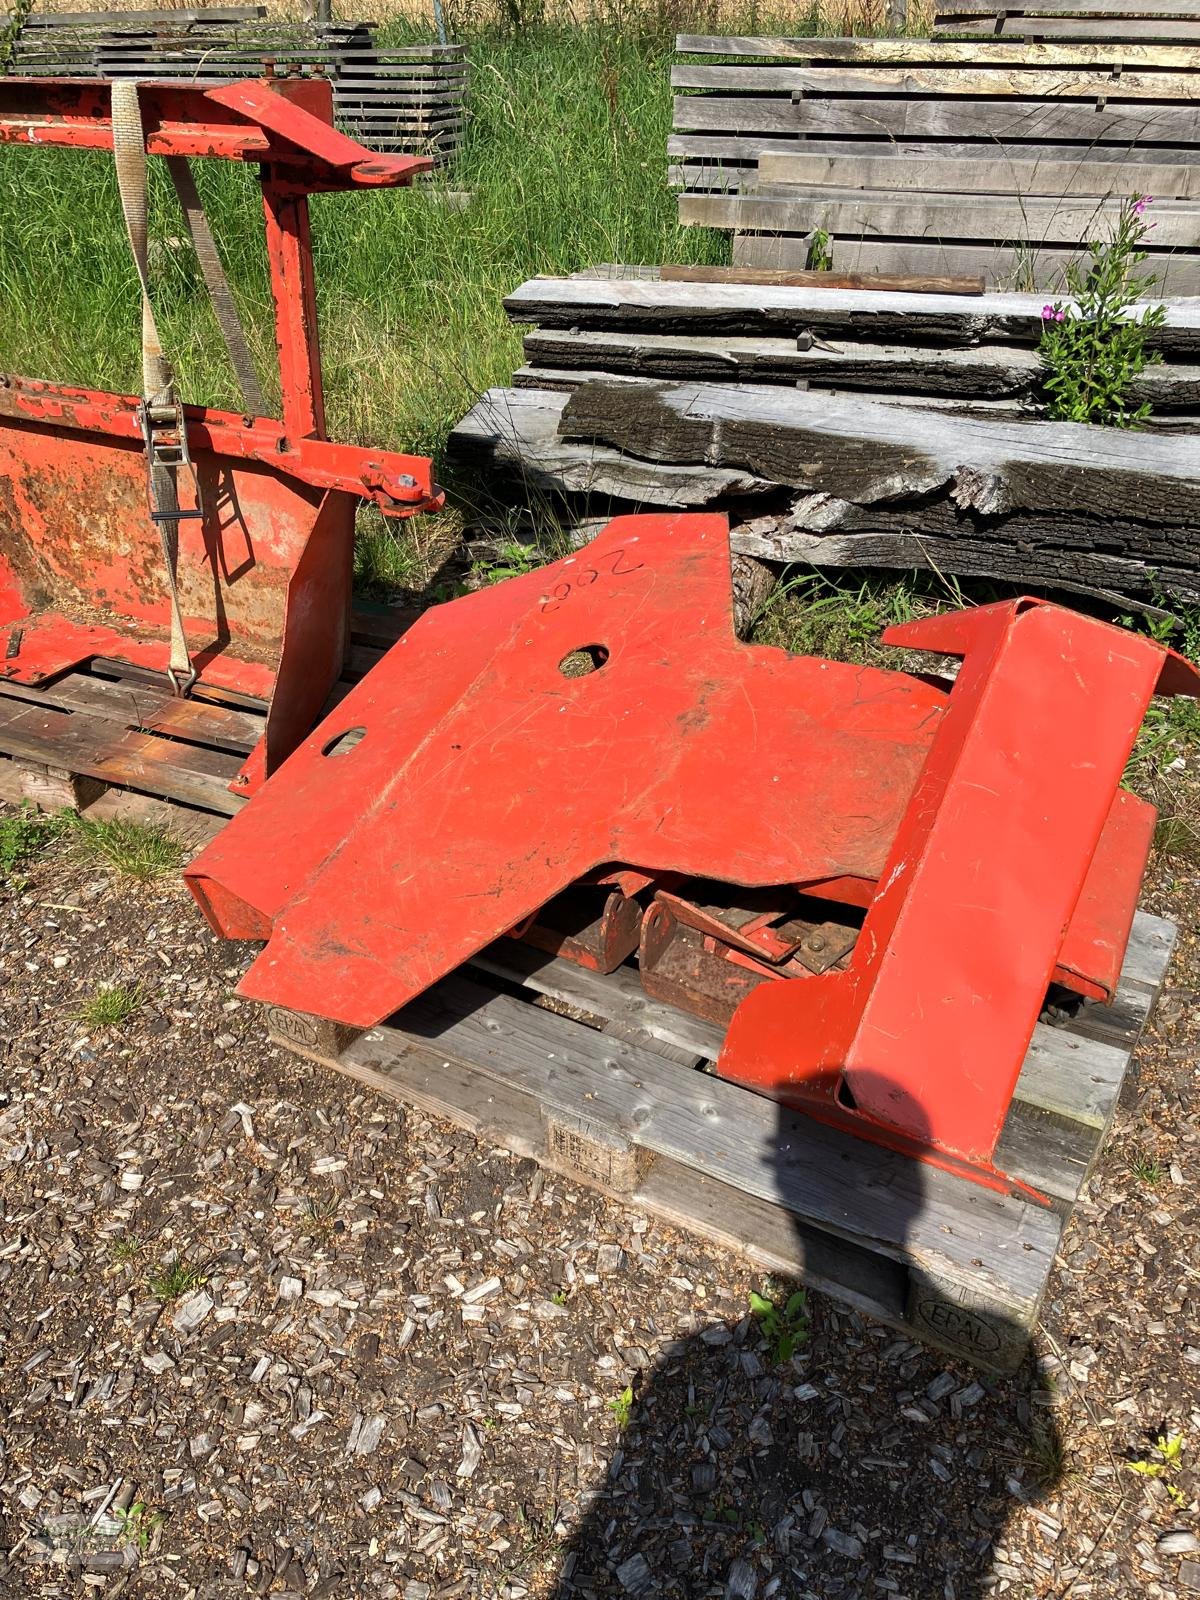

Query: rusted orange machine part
[187,512,1200,1203]
[0,76,442,792]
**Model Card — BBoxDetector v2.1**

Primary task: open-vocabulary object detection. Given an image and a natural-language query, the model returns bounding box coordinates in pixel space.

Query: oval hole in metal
[558,644,610,679]
[321,727,366,757]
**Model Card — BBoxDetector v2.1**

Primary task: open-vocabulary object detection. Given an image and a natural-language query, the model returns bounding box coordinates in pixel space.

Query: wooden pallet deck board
[266,908,1175,1371]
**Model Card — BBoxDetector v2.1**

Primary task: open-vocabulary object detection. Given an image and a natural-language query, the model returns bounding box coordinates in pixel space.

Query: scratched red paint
[187,513,1200,1199]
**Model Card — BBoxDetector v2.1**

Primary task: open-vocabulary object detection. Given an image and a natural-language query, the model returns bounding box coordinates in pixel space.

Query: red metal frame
[186,512,1200,1200]
[0,77,443,789]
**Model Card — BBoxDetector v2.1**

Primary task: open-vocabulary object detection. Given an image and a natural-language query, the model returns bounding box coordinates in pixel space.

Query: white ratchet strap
[111,78,196,696]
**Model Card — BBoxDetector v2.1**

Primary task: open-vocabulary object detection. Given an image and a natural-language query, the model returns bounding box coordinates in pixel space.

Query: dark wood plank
[0,695,243,814]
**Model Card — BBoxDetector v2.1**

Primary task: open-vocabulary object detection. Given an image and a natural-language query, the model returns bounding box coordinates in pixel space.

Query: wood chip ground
[0,800,1197,1597]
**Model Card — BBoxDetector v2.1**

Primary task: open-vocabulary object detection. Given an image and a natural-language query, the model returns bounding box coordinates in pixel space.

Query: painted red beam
[0,77,431,187]
[0,375,442,516]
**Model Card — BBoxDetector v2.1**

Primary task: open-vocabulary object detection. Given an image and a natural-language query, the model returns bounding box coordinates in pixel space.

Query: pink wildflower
[1133,195,1153,216]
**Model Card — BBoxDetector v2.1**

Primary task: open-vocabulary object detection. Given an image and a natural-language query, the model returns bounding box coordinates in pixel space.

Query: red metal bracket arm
[0,77,432,189]
[0,375,442,516]
[717,599,1200,1187]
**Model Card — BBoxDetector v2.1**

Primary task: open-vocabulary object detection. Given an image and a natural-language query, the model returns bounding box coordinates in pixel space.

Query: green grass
[69,816,184,881]
[0,805,66,886]
[78,980,147,1028]
[147,1259,208,1301]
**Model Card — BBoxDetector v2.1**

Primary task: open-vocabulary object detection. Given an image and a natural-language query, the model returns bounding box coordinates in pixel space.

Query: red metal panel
[187,514,1199,1195]
[187,513,946,1011]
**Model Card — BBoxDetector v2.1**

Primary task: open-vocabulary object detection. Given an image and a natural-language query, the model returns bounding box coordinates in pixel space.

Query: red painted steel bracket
[187,513,1200,1197]
[0,77,443,791]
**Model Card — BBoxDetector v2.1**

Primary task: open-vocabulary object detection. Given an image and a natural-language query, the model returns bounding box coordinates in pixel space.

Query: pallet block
[266,909,1176,1373]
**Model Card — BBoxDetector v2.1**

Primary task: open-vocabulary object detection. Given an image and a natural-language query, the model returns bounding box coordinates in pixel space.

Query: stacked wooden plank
[11,8,467,163]
[670,34,1200,286]
[935,0,1200,43]
[447,271,1200,604]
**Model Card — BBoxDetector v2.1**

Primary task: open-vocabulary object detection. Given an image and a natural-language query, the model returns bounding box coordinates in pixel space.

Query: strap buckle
[137,399,204,527]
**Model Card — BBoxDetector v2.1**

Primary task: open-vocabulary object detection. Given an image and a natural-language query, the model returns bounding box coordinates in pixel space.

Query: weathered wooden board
[447,385,777,507]
[756,148,1200,196]
[446,381,1200,599]
[675,33,1200,66]
[520,325,1200,404]
[682,185,1200,244]
[939,15,1200,42]
[672,59,1200,97]
[503,276,1200,351]
[672,92,1200,144]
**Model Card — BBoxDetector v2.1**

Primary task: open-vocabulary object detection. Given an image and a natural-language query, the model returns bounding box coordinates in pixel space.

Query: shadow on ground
[550,1095,1059,1600]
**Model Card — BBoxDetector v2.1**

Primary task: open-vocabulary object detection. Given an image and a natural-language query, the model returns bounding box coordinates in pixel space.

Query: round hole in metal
[321,727,366,757]
[558,644,609,679]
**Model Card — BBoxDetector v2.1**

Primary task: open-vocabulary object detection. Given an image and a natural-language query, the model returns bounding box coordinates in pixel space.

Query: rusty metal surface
[0,77,442,789]
[512,884,643,974]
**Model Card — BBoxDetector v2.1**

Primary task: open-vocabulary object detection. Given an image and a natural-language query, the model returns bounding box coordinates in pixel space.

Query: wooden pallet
[671,33,1200,288]
[265,908,1176,1373]
[0,612,398,839]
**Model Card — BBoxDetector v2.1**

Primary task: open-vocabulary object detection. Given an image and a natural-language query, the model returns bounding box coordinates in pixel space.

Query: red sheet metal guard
[187,513,1200,1202]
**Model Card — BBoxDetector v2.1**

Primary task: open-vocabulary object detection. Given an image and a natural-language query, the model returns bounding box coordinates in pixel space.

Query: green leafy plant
[807,228,833,272]
[607,1384,634,1429]
[1128,1432,1187,1506]
[0,805,67,887]
[749,1285,810,1364]
[113,1501,165,1551]
[1039,195,1167,427]
[109,1235,145,1266]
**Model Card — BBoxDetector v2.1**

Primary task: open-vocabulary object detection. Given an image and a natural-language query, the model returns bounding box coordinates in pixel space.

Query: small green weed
[78,980,146,1029]
[109,1235,145,1266]
[551,1288,569,1306]
[1026,1420,1071,1490]
[607,1384,634,1429]
[1130,1152,1166,1186]
[147,1259,208,1301]
[807,227,833,272]
[113,1501,165,1551]
[749,1284,810,1364]
[0,805,66,886]
[752,569,951,669]
[69,815,183,881]
[1128,1432,1187,1506]
[303,1193,341,1233]
[1039,195,1166,428]
[468,538,546,586]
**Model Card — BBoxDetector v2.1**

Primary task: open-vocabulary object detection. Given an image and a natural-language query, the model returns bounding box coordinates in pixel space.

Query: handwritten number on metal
[541,547,644,613]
